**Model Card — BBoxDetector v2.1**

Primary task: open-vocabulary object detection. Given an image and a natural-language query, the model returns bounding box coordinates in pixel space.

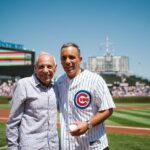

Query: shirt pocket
[25,96,38,108]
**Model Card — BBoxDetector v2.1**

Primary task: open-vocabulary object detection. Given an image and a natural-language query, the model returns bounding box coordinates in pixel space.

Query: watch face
[87,121,92,129]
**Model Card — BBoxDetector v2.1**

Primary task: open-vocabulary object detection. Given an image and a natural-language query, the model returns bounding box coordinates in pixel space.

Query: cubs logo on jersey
[74,90,91,109]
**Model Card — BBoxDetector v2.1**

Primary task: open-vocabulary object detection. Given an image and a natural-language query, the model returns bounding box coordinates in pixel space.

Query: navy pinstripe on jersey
[57,70,115,150]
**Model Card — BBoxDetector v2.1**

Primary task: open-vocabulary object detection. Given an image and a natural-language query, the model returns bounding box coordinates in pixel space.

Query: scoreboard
[0,47,34,66]
[0,46,35,77]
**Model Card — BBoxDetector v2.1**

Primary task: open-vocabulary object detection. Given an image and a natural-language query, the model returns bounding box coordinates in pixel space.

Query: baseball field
[0,100,150,150]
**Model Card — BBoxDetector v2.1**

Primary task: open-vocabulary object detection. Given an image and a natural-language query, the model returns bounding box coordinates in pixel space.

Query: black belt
[89,140,109,150]
[103,147,109,150]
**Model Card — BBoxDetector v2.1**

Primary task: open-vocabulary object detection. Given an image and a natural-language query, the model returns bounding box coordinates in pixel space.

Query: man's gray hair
[35,51,56,65]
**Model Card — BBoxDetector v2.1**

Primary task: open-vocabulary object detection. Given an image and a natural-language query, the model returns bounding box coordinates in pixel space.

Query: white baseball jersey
[57,70,115,150]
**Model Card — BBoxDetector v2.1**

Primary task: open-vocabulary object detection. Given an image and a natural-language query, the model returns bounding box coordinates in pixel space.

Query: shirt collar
[32,74,54,88]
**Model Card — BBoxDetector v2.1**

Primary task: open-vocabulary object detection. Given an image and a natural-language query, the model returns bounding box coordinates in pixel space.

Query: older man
[6,52,59,150]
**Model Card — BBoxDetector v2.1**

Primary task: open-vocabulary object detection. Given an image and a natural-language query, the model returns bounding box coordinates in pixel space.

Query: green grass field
[0,104,10,109]
[0,102,150,149]
[106,106,150,128]
[0,123,7,148]
[108,133,150,150]
[1,123,150,150]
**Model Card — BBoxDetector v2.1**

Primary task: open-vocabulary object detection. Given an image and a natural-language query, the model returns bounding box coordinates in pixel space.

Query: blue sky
[0,0,150,79]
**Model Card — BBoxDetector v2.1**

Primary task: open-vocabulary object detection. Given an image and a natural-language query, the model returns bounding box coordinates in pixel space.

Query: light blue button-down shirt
[6,74,59,150]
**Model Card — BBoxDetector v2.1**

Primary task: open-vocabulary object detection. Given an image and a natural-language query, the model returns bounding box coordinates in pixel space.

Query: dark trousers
[103,147,109,150]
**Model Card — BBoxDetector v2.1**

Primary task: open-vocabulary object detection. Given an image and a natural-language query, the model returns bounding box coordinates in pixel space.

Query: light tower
[100,36,114,55]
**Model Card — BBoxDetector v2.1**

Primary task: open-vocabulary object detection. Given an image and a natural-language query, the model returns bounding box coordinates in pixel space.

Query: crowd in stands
[0,79,150,97]
[111,82,150,97]
[0,80,17,97]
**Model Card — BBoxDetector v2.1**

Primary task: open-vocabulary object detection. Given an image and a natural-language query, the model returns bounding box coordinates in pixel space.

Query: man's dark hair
[61,42,81,56]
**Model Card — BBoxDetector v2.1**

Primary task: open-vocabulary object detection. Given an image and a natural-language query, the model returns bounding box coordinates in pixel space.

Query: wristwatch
[87,120,93,129]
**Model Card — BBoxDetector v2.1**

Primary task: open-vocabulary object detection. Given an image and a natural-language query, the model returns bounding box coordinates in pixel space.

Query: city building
[88,37,129,75]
